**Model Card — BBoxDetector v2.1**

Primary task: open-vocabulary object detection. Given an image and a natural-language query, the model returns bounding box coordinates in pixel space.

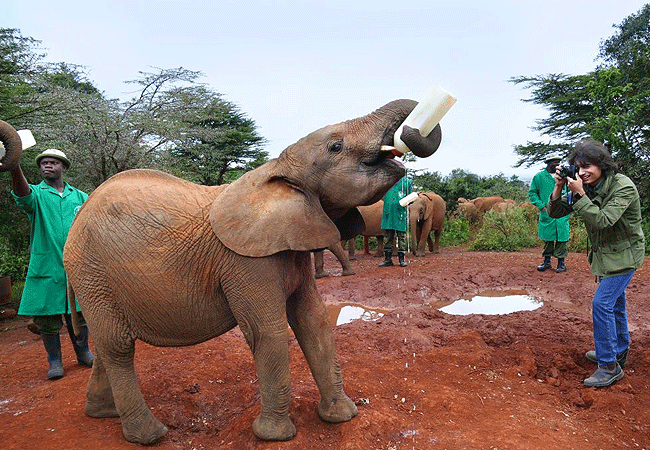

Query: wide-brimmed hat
[35,149,71,169]
[544,153,563,164]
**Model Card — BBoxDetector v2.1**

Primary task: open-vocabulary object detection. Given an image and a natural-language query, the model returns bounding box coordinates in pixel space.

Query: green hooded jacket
[528,169,570,242]
[547,173,645,278]
[12,181,88,315]
[381,176,412,232]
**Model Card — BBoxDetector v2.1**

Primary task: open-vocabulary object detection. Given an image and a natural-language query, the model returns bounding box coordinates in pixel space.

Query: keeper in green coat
[10,148,94,380]
[379,176,412,267]
[528,154,570,273]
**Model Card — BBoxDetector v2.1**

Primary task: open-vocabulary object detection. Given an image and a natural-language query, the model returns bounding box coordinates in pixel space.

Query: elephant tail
[67,280,81,337]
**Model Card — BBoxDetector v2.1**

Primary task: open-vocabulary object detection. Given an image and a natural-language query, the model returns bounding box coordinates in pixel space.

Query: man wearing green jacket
[10,148,94,380]
[548,139,645,387]
[380,176,412,267]
[529,154,570,273]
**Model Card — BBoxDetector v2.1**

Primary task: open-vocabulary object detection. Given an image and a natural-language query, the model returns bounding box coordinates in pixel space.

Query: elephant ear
[209,162,342,257]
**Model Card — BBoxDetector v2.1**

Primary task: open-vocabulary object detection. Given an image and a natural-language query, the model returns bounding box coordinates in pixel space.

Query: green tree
[165,86,267,185]
[511,5,650,213]
[0,28,44,124]
[1,30,269,281]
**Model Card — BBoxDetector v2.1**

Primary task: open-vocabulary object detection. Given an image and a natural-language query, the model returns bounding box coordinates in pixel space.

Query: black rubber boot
[537,256,552,271]
[398,252,408,267]
[379,251,394,267]
[42,333,64,380]
[555,258,567,273]
[66,323,94,367]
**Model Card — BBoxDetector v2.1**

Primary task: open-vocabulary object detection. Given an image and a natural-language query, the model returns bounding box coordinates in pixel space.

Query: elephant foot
[85,398,119,418]
[85,386,119,418]
[348,255,357,261]
[314,271,328,279]
[318,394,358,423]
[252,414,296,441]
[122,413,168,445]
[341,268,356,276]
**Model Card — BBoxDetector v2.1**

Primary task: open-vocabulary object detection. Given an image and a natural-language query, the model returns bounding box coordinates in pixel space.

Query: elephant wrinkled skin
[62,99,442,445]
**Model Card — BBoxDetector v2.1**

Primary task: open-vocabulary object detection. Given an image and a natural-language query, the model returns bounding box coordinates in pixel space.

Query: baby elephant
[62,99,442,444]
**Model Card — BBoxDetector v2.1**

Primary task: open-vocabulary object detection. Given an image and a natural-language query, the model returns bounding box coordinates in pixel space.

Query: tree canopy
[510,5,650,213]
[0,28,268,280]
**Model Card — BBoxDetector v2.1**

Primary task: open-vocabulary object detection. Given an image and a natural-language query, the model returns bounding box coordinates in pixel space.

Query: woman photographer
[547,138,645,388]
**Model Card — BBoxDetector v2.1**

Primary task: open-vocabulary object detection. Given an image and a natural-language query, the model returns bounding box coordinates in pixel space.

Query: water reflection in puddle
[439,289,543,315]
[327,290,544,326]
[328,303,391,326]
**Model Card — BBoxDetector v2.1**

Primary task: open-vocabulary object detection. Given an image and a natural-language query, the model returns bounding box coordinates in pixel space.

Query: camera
[558,165,578,179]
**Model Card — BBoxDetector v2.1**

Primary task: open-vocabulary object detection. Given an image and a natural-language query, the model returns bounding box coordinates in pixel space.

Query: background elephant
[313,241,355,278]
[472,195,505,213]
[346,200,385,258]
[60,99,442,444]
[492,199,516,212]
[409,191,446,256]
[456,197,480,223]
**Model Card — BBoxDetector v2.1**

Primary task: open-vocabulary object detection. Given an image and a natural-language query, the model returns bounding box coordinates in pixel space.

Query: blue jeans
[592,270,636,367]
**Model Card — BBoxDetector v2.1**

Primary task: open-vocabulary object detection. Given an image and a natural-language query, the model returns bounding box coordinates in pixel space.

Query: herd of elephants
[313,193,535,278]
[0,98,534,445]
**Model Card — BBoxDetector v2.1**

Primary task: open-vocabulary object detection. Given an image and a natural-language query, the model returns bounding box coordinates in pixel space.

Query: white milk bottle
[393,86,456,155]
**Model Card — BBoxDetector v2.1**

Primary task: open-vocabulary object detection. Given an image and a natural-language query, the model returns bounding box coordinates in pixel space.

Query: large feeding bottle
[393,85,456,156]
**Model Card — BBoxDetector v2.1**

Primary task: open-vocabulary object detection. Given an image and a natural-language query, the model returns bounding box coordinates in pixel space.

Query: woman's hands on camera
[554,166,586,197]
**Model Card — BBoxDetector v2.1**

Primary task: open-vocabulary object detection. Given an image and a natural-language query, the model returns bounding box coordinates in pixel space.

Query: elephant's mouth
[363,145,403,168]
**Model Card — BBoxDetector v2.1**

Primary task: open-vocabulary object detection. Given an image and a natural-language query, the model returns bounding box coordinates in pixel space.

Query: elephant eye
[328,141,344,153]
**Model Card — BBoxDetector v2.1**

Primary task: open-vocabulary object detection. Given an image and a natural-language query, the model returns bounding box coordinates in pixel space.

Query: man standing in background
[379,176,413,267]
[528,154,570,273]
[9,148,94,380]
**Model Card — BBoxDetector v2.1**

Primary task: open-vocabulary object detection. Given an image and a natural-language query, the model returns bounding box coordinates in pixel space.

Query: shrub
[470,207,540,251]
[10,280,24,310]
[0,243,29,282]
[440,214,470,246]
[568,215,588,253]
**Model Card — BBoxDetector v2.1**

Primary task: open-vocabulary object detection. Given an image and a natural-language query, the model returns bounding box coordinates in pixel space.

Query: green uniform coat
[381,176,412,232]
[12,181,88,315]
[528,169,570,242]
[547,173,645,278]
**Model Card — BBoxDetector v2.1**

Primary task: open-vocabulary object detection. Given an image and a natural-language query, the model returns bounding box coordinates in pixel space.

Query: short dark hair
[568,138,618,177]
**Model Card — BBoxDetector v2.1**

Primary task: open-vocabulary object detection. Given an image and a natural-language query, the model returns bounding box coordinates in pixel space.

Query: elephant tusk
[380,145,400,159]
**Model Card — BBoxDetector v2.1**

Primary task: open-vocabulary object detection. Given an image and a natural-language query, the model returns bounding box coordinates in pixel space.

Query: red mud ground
[1,247,650,450]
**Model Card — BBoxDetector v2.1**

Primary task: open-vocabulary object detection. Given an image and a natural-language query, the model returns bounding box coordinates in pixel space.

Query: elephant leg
[374,236,385,257]
[225,277,296,441]
[84,353,118,418]
[89,307,167,445]
[346,239,356,261]
[363,236,370,255]
[431,230,441,253]
[414,224,426,257]
[313,250,328,278]
[287,282,358,424]
[329,242,355,276]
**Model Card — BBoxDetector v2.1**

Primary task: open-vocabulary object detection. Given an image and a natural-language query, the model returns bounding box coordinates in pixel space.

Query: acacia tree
[510,5,650,212]
[163,85,267,185]
[1,29,269,281]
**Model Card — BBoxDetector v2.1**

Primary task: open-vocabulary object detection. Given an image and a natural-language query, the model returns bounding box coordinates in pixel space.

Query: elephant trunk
[367,99,442,158]
[0,120,23,172]
[410,208,419,251]
[366,99,417,145]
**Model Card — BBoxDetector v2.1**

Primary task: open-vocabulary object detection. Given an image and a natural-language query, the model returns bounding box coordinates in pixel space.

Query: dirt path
[1,247,649,449]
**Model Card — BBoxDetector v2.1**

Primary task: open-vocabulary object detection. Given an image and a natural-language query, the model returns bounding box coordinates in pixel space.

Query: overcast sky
[5,0,648,180]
